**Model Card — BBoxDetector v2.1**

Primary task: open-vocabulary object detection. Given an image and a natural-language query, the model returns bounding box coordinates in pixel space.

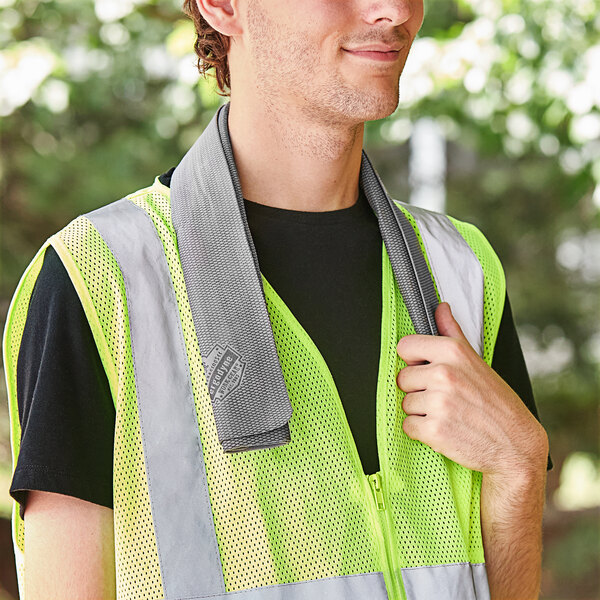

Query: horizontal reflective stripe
[174,572,388,600]
[85,199,225,599]
[401,562,490,600]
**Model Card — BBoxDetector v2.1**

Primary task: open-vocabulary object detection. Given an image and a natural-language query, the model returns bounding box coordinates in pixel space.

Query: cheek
[247,0,355,79]
[270,0,345,36]
[316,0,352,23]
[407,1,424,37]
[246,8,313,69]
[293,0,353,51]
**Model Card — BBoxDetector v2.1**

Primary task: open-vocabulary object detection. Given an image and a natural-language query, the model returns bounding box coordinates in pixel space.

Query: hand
[396,302,548,478]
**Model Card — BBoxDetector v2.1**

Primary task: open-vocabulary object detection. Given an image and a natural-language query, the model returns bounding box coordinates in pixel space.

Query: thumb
[435,302,468,341]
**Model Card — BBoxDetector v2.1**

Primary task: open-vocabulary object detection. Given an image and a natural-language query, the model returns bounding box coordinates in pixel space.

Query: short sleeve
[10,245,116,517]
[491,293,553,471]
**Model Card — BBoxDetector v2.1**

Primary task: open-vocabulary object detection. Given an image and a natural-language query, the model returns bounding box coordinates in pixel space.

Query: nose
[361,0,418,27]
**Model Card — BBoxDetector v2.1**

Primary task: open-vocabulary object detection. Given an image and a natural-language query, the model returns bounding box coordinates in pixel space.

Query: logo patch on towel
[205,343,246,406]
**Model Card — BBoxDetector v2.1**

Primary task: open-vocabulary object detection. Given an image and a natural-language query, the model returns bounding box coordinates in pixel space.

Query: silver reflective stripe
[472,563,491,600]
[401,562,490,600]
[182,572,388,600]
[403,204,485,357]
[85,199,226,599]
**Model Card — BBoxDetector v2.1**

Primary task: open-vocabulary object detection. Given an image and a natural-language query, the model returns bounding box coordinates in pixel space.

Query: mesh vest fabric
[4,178,505,600]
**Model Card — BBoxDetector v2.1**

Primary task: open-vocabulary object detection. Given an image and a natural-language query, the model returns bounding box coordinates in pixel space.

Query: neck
[227,97,364,212]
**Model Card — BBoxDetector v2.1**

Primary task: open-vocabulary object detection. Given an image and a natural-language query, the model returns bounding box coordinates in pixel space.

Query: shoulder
[391,199,507,360]
[51,175,172,278]
[65,175,171,231]
[52,176,172,268]
[391,198,505,281]
[391,198,490,247]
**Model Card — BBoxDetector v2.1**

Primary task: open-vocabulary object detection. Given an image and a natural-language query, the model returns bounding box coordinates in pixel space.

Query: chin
[362,98,399,121]
[297,78,400,126]
[338,89,400,123]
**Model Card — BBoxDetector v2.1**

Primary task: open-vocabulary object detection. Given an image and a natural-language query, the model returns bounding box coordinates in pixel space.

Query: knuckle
[397,334,417,357]
[435,363,455,385]
[397,367,410,390]
[429,418,445,440]
[444,338,465,360]
[452,339,469,360]
[435,392,453,415]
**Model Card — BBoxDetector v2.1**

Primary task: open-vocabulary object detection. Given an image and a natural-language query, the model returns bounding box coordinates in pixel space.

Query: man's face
[238,0,424,124]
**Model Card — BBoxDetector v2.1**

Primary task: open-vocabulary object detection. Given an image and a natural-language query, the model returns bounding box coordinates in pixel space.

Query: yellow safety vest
[4,103,505,600]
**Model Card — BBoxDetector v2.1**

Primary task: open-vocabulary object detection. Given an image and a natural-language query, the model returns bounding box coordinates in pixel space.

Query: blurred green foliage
[0,0,599,597]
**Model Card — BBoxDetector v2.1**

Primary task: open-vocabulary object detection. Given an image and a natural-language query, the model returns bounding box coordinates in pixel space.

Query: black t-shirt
[10,169,553,515]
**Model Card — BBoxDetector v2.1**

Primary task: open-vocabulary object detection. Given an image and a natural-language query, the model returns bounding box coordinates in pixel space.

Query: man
[4,0,552,598]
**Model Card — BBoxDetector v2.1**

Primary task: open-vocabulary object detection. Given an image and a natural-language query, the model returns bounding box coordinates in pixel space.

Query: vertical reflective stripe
[196,572,389,600]
[401,562,490,600]
[406,205,485,357]
[86,199,225,599]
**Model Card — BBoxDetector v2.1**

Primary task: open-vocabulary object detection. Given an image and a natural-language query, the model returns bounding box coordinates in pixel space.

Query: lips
[344,44,404,52]
[342,47,402,62]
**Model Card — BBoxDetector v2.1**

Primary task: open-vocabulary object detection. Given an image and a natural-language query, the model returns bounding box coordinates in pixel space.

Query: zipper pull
[368,472,386,511]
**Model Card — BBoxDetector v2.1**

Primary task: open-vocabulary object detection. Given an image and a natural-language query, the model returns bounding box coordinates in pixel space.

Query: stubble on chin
[246,3,400,127]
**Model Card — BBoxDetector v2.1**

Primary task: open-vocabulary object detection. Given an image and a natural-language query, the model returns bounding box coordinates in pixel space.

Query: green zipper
[367,471,405,600]
[368,472,386,511]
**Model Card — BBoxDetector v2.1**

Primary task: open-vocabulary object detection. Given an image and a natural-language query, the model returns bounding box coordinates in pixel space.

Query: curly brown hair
[182,0,231,96]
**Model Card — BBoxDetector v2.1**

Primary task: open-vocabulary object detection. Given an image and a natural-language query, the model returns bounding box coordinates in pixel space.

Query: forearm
[480,451,548,600]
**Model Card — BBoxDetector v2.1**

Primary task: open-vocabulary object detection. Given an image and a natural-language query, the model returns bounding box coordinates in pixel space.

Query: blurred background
[0,0,598,598]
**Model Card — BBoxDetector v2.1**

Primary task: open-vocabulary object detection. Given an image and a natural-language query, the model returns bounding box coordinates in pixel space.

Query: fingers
[396,363,435,392]
[396,303,474,365]
[402,414,424,442]
[401,391,428,416]
[398,361,466,397]
[396,334,438,363]
[397,332,471,365]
